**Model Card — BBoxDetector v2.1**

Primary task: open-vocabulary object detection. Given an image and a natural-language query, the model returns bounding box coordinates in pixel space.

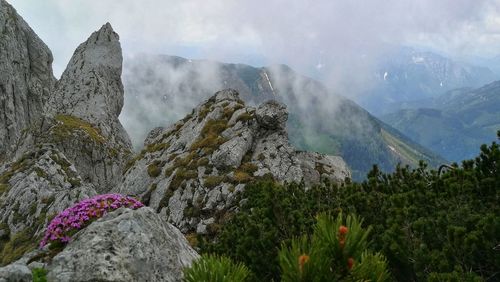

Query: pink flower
[39,193,144,248]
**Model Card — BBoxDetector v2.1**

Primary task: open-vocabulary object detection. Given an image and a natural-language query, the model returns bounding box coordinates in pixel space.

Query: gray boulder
[47,207,199,282]
[255,100,288,130]
[0,263,31,282]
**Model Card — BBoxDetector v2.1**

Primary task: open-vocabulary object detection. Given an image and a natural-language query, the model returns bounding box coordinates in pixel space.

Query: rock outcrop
[117,89,350,235]
[46,207,198,282]
[0,0,55,162]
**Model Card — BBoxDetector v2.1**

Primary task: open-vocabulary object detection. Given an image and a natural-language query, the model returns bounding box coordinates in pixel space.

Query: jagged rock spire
[48,23,124,123]
[47,22,131,148]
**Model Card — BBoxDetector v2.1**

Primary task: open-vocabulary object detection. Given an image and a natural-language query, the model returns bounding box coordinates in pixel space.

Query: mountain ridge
[122,54,446,180]
[381,80,500,161]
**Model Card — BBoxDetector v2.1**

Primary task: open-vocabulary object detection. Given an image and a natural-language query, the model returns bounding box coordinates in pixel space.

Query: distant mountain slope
[360,47,498,115]
[122,54,445,180]
[381,81,500,161]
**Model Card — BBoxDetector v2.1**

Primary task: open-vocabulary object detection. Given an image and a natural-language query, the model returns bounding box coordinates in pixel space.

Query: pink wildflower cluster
[40,193,144,248]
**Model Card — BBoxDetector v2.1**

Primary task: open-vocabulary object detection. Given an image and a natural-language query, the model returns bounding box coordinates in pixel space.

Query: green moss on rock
[236,112,254,123]
[0,228,37,266]
[53,115,105,144]
[171,168,198,188]
[239,163,258,174]
[34,167,48,179]
[147,162,162,178]
[204,175,225,188]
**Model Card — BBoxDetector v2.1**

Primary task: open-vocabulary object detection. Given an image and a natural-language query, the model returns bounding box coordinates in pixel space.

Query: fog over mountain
[5,0,498,175]
[9,0,500,96]
[359,47,498,115]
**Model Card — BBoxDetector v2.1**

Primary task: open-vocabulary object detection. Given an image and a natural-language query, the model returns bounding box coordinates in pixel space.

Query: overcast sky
[9,0,500,78]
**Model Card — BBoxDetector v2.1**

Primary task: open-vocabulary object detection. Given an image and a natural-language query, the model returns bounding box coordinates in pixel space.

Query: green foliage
[201,134,500,281]
[184,254,252,282]
[223,106,236,120]
[202,119,228,137]
[239,162,258,174]
[34,167,48,179]
[278,214,390,282]
[146,142,170,153]
[0,228,37,265]
[170,168,197,188]
[232,171,253,183]
[32,268,48,282]
[0,184,8,195]
[338,135,499,280]
[198,104,212,121]
[201,181,339,281]
[147,162,162,178]
[197,157,210,167]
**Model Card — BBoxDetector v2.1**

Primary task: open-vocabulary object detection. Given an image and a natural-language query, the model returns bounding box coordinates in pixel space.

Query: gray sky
[9,0,500,79]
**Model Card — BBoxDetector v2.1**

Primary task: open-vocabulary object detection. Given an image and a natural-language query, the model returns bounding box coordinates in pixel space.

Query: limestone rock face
[47,23,129,145]
[0,146,97,265]
[0,0,55,162]
[117,89,350,235]
[47,207,199,282]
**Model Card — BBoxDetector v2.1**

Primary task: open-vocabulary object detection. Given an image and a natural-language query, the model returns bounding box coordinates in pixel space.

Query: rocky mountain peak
[0,2,348,279]
[212,88,240,102]
[47,22,128,145]
[116,89,350,235]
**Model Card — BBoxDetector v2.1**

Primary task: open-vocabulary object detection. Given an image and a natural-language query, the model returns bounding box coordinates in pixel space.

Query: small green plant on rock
[32,267,47,282]
[184,254,252,282]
